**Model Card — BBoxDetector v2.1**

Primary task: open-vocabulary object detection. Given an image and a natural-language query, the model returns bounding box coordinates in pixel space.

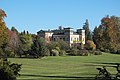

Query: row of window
[71,37,80,41]
[53,37,81,42]
[53,37,69,41]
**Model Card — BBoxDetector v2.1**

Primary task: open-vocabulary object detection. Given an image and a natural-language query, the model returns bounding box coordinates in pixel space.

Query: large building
[37,26,85,47]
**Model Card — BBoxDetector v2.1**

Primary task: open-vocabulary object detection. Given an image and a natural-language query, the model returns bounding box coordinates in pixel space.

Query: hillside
[9,53,120,80]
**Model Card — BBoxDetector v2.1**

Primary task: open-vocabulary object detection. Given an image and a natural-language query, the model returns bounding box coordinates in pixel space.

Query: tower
[81,30,85,44]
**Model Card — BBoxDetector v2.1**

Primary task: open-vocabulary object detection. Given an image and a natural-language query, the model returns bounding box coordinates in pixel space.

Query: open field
[9,53,120,80]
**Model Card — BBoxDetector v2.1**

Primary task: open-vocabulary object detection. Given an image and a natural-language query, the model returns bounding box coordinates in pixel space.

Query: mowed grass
[9,53,120,80]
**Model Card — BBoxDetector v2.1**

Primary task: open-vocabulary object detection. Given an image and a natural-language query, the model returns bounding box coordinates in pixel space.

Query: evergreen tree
[83,19,92,41]
[11,26,18,34]
[18,32,33,57]
[30,36,49,58]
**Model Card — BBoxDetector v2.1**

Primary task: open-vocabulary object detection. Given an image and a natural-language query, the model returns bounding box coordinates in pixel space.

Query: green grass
[9,53,120,80]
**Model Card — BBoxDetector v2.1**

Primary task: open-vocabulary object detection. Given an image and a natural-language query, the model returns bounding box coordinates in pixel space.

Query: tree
[85,40,96,50]
[83,19,92,41]
[30,36,48,58]
[11,26,18,34]
[111,16,120,53]
[57,40,69,51]
[93,16,120,53]
[0,9,8,57]
[18,31,33,57]
[93,26,104,50]
[47,41,60,51]
[6,29,19,56]
[0,59,22,80]
[0,9,22,80]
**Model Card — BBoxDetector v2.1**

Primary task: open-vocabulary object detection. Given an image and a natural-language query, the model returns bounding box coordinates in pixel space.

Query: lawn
[9,53,120,80]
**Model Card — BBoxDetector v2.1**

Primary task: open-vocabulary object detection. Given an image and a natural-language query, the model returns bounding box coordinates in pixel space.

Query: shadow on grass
[19,74,95,80]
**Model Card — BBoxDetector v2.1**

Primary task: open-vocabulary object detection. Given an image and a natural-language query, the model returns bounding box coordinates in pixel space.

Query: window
[66,38,69,41]
[71,38,72,41]
[63,38,65,41]
[74,38,76,40]
[83,38,84,41]
[53,38,55,41]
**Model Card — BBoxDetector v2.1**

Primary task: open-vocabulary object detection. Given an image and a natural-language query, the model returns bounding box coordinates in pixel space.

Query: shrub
[43,48,50,56]
[51,49,59,56]
[41,46,50,57]
[0,58,22,80]
[104,49,110,53]
[77,50,82,56]
[77,49,89,56]
[85,40,96,50]
[68,48,89,56]
[69,48,78,56]
[58,40,70,51]
[94,50,102,55]
[59,50,66,56]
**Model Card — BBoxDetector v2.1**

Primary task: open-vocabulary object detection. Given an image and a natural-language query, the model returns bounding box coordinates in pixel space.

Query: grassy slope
[9,53,120,80]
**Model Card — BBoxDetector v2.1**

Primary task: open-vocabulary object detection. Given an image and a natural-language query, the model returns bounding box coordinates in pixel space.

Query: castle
[37,26,85,47]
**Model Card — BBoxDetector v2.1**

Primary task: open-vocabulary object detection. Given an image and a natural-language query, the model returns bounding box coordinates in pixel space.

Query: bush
[41,46,50,57]
[68,48,89,56]
[59,50,66,56]
[69,48,78,56]
[85,40,96,50]
[58,40,70,51]
[94,50,102,55]
[77,49,89,56]
[116,50,120,54]
[51,49,59,56]
[0,58,22,80]
[104,49,110,53]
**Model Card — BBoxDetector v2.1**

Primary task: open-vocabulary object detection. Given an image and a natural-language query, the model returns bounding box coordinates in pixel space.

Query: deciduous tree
[0,9,8,57]
[93,16,120,53]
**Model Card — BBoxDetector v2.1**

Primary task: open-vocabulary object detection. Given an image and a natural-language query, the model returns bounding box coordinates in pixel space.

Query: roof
[37,30,53,34]
[64,27,73,29]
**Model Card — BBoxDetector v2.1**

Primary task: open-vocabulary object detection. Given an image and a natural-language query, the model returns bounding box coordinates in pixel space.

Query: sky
[0,0,120,34]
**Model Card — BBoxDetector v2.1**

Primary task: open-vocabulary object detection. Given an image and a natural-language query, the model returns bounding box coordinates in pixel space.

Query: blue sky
[0,0,120,34]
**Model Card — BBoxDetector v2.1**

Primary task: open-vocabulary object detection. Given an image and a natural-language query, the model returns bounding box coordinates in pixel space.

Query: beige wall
[69,34,80,46]
[53,33,85,47]
[45,32,53,42]
[38,29,85,47]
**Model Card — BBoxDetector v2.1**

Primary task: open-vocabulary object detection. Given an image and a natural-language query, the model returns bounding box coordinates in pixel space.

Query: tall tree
[30,36,49,58]
[18,31,33,57]
[111,16,120,53]
[11,26,18,34]
[7,29,19,56]
[0,9,22,80]
[83,19,92,41]
[93,26,106,50]
[93,16,120,53]
[0,9,8,57]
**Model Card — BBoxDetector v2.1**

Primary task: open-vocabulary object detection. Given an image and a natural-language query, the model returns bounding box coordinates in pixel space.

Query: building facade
[37,27,85,47]
[37,30,53,43]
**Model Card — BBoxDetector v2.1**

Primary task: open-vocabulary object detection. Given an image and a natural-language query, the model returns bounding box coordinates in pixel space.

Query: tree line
[0,8,120,79]
[0,9,21,80]
[0,12,120,59]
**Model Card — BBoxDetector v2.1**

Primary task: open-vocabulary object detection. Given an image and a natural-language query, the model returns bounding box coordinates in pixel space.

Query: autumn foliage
[93,16,120,53]
[85,40,96,50]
